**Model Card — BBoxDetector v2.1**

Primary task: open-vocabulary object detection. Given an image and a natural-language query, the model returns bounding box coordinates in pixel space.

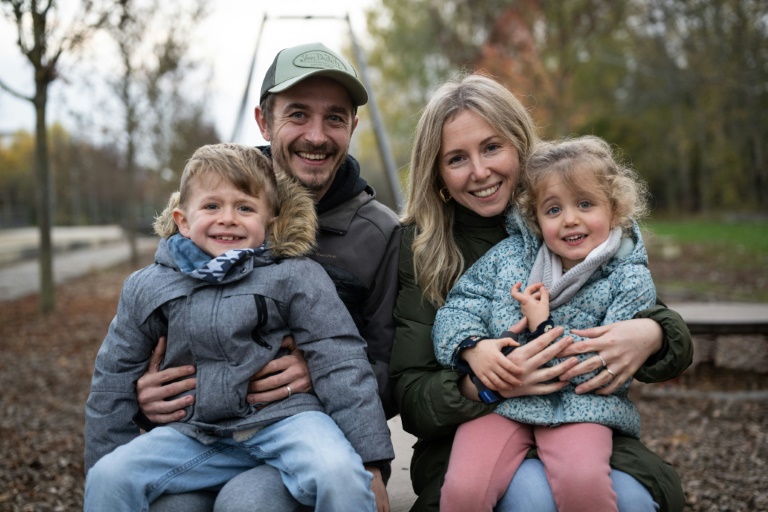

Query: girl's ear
[172,208,190,237]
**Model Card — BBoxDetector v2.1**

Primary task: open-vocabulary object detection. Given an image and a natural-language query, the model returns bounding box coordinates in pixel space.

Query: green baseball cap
[260,42,368,107]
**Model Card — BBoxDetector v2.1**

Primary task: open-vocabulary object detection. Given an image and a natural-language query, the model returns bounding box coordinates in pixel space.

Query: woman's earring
[439,187,452,203]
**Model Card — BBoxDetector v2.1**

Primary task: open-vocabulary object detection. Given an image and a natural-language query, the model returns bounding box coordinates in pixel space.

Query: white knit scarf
[528,227,623,309]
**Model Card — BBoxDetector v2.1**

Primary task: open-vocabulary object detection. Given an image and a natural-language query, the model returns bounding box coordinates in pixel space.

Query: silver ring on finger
[286,385,292,398]
[597,353,607,368]
[606,367,616,378]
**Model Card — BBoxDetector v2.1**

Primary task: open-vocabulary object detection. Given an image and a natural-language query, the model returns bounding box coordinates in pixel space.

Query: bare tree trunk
[34,80,55,312]
[125,137,139,267]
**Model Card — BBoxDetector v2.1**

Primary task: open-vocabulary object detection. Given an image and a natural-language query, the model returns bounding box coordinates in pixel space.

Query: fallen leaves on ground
[1,257,767,511]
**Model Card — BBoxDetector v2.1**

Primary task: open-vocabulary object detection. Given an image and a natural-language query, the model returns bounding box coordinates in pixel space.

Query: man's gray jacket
[258,147,401,418]
[84,238,394,472]
[314,184,401,418]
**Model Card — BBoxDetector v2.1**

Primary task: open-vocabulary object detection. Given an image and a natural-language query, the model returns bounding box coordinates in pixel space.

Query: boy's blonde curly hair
[516,135,650,237]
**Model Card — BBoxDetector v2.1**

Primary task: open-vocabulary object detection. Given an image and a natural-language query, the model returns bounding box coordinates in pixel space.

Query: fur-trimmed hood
[268,170,317,259]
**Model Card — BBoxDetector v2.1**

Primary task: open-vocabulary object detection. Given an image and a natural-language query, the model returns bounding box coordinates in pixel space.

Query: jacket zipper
[251,295,271,349]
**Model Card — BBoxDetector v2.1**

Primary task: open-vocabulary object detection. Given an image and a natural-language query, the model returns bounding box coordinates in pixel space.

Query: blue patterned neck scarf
[167,234,266,284]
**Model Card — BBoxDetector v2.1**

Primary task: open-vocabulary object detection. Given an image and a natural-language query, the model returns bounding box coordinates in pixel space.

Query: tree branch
[0,76,33,103]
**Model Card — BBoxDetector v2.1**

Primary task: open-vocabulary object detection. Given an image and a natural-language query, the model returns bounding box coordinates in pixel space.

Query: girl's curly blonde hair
[516,135,650,237]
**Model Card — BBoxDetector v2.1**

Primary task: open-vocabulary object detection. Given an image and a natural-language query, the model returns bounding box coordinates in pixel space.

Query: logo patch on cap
[293,50,349,72]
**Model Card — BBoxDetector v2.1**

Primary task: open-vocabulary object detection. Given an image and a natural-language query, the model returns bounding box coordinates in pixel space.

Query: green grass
[644,218,768,253]
[642,217,768,302]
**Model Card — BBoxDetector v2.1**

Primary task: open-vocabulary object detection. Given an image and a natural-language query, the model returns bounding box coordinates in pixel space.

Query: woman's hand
[460,320,579,401]
[246,335,313,404]
[497,323,579,398]
[137,336,197,424]
[558,318,663,395]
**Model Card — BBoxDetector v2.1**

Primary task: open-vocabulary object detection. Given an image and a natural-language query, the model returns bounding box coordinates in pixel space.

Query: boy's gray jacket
[84,239,394,471]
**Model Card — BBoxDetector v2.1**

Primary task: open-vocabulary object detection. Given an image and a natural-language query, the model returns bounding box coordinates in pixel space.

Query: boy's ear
[265,213,277,235]
[172,208,190,237]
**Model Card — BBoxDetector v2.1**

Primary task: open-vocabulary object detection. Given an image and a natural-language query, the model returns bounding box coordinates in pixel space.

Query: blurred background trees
[0,0,217,310]
[364,0,768,214]
[0,0,110,311]
[0,0,765,308]
[2,0,765,232]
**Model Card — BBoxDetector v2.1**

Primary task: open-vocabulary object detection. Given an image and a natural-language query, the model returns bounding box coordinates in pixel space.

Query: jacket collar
[316,154,368,214]
[454,202,506,230]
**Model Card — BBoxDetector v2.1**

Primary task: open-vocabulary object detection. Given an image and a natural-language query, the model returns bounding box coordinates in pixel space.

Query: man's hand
[246,335,312,404]
[137,336,196,424]
[367,466,390,512]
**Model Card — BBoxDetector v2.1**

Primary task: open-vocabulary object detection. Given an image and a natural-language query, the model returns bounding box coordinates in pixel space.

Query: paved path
[0,234,158,302]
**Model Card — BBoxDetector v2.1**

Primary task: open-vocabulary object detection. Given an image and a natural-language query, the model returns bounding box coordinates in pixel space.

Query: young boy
[84,143,393,511]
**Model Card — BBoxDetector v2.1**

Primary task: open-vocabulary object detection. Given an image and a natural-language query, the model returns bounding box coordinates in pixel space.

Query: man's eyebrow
[327,104,352,116]
[284,101,310,111]
[282,102,350,117]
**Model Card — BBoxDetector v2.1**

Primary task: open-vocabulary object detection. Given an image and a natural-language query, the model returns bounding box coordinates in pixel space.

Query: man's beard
[271,140,345,194]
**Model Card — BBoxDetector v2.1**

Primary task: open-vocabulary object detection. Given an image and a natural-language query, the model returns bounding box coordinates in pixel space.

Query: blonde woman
[391,75,691,512]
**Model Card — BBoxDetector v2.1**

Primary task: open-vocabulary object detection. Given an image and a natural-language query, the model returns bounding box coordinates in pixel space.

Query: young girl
[433,135,655,512]
[84,143,393,511]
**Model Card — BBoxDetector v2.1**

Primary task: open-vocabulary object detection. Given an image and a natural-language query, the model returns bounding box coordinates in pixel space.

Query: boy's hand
[511,282,550,329]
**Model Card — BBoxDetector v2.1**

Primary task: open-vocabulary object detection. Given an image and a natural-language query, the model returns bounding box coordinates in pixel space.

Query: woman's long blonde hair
[401,74,539,307]
[153,143,316,258]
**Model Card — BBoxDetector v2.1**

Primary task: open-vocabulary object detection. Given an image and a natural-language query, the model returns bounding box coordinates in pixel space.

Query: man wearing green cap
[143,42,400,512]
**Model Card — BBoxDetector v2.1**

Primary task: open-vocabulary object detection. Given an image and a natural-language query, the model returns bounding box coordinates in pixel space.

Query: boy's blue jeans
[85,411,375,512]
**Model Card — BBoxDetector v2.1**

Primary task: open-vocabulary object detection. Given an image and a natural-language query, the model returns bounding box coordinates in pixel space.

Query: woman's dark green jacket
[390,206,693,512]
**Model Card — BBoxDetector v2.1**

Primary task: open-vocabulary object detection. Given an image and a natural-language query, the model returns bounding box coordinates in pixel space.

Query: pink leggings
[440,414,617,512]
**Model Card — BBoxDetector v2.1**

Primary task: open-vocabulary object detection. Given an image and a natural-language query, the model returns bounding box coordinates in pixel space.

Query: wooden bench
[669,302,768,335]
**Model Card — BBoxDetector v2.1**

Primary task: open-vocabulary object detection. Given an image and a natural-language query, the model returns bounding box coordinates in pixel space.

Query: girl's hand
[511,282,550,329]
[558,318,663,395]
[462,333,522,389]
[137,336,197,424]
